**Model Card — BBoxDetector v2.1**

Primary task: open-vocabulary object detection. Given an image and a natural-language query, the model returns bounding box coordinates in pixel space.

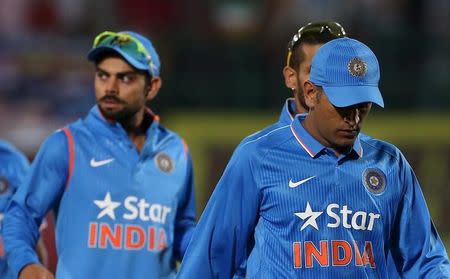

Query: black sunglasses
[286,21,347,67]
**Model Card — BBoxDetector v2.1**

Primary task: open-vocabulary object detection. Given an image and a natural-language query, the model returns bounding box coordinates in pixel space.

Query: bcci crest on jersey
[362,168,386,194]
[155,152,175,173]
[87,192,172,251]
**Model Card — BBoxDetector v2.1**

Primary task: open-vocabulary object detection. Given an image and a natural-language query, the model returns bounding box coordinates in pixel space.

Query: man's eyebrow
[95,66,137,76]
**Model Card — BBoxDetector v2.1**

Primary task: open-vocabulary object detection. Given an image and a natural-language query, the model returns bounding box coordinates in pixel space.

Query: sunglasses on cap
[92,31,156,76]
[286,22,346,67]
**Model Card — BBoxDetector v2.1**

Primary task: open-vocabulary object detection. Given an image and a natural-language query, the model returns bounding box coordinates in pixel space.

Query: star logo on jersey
[94,192,121,220]
[294,202,323,231]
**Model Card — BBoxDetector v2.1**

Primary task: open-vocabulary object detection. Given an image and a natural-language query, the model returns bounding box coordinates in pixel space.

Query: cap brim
[322,85,384,108]
[87,46,148,72]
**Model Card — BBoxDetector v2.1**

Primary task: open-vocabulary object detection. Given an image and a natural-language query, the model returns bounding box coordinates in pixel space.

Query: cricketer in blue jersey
[4,31,196,279]
[231,22,347,277]
[0,140,30,278]
[178,38,450,278]
[238,21,403,277]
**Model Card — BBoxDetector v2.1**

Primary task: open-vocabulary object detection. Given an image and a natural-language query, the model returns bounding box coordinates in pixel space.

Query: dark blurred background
[0,0,449,266]
[1,1,449,125]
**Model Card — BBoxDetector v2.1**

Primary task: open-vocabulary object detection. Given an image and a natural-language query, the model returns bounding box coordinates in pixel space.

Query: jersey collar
[290,114,363,158]
[87,106,160,139]
[278,98,296,125]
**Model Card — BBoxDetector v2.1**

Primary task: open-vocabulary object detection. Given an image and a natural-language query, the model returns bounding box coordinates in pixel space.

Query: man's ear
[146,77,162,102]
[283,66,298,92]
[303,81,316,109]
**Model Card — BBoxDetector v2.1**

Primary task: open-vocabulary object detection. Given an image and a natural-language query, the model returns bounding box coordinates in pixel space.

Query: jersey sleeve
[3,130,69,277]
[0,143,30,192]
[177,145,260,279]
[391,155,450,277]
[173,149,196,261]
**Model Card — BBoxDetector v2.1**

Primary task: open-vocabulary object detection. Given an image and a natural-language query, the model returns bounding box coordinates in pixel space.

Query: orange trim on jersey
[290,125,315,157]
[181,139,189,158]
[62,128,74,190]
[145,107,160,122]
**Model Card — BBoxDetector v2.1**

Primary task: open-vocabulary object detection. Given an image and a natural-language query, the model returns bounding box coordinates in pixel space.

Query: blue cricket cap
[87,31,161,77]
[310,37,384,108]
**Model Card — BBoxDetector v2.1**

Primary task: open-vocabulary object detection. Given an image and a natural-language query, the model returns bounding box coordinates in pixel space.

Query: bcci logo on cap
[362,168,386,194]
[347,57,368,77]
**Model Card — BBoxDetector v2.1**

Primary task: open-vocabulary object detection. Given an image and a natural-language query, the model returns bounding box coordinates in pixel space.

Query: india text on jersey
[292,202,381,269]
[88,192,172,251]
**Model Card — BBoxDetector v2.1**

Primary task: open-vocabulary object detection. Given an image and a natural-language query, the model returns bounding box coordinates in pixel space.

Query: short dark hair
[287,21,346,70]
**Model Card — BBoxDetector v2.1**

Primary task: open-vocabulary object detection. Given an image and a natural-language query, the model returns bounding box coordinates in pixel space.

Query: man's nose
[344,108,360,125]
[105,77,119,94]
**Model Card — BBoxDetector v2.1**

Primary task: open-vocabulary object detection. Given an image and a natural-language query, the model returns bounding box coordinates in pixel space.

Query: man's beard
[98,95,139,123]
[295,87,308,112]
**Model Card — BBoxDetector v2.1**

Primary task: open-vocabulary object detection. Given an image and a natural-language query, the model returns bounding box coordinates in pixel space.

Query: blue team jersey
[235,98,400,278]
[4,106,196,278]
[178,114,450,278]
[0,140,29,278]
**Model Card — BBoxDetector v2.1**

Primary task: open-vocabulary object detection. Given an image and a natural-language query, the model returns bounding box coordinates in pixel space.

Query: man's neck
[301,117,353,157]
[294,98,308,114]
[119,109,150,152]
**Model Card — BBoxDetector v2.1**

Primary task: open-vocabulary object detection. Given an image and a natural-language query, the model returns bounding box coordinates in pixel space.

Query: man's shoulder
[360,133,404,161]
[153,122,181,140]
[240,122,290,147]
[66,118,87,131]
[151,123,189,151]
[0,139,19,157]
[0,139,28,163]
[233,123,292,161]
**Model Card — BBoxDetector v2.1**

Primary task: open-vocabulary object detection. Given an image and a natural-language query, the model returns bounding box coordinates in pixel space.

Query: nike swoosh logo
[90,158,115,167]
[289,176,316,188]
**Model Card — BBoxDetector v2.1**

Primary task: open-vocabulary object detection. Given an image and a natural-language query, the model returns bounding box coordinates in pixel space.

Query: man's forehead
[96,58,140,75]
